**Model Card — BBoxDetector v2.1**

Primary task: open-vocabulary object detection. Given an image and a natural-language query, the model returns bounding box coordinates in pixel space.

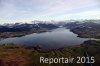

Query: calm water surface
[0,28,90,49]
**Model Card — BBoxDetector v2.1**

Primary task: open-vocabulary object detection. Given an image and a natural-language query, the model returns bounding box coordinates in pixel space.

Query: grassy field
[0,28,47,38]
[0,40,99,66]
[71,27,100,39]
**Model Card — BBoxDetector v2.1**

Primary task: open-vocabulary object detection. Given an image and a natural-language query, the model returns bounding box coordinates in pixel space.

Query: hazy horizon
[0,0,100,24]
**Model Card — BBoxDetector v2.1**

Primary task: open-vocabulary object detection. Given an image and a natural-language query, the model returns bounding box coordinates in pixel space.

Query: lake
[0,28,91,49]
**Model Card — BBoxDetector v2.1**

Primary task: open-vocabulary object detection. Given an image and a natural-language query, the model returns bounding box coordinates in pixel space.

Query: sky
[0,0,100,24]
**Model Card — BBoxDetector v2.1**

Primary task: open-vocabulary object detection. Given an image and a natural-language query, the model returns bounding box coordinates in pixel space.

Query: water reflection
[0,28,90,49]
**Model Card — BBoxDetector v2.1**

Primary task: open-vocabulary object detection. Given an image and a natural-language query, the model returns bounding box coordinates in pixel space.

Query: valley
[0,20,100,66]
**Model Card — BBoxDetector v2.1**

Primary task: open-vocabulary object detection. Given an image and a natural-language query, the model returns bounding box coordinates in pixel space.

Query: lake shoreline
[70,28,100,39]
[0,28,100,66]
[0,28,48,38]
[0,28,90,49]
[0,40,99,66]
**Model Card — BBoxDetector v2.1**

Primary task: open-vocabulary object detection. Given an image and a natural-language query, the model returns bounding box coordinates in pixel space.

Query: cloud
[0,0,100,23]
